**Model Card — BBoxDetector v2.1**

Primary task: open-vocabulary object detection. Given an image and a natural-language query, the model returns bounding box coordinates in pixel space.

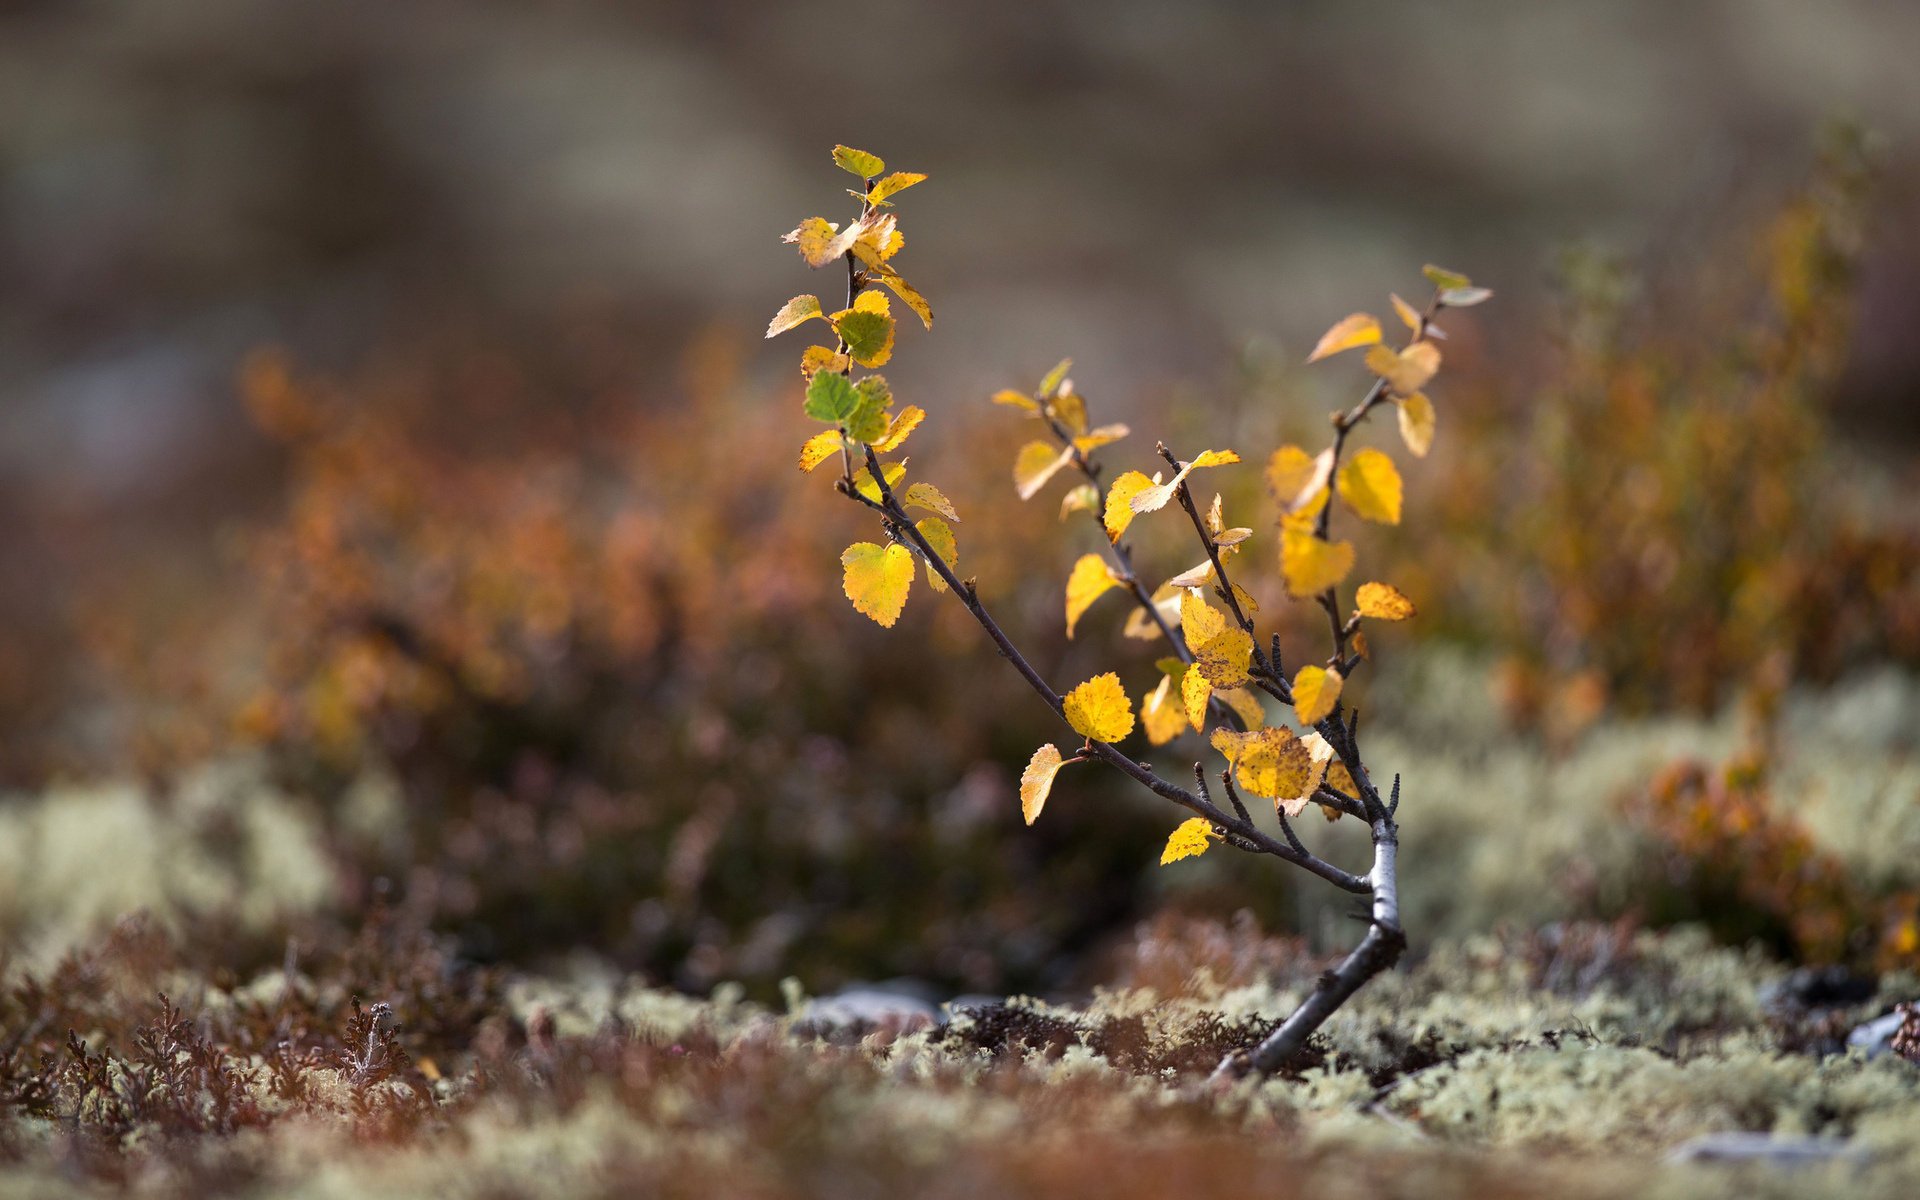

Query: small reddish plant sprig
[768,144,1490,1078]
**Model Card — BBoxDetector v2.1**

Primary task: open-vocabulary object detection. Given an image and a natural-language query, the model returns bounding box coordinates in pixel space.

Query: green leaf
[803,371,858,423]
[832,145,886,179]
[834,310,896,368]
[847,376,893,444]
[1038,358,1073,398]
[1422,264,1472,290]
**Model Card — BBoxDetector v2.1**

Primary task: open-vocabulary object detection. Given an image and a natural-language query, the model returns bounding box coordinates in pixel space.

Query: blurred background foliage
[1,2,1918,999]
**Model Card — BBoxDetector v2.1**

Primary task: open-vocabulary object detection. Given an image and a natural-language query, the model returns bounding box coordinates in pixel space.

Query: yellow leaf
[1179,589,1229,646]
[1211,727,1312,800]
[834,308,895,368]
[1292,665,1343,725]
[1165,560,1213,589]
[766,294,825,338]
[841,542,914,627]
[798,430,844,472]
[1104,470,1155,542]
[1397,391,1436,458]
[867,171,926,204]
[1159,817,1214,866]
[1336,448,1403,525]
[1065,554,1122,638]
[1215,686,1266,730]
[1063,673,1134,743]
[1129,449,1239,515]
[1020,744,1064,824]
[1214,527,1253,549]
[876,266,933,329]
[1190,449,1240,469]
[1266,445,1335,516]
[852,460,907,503]
[832,145,886,178]
[873,405,925,453]
[784,216,862,268]
[1038,358,1073,398]
[1230,582,1260,615]
[1365,342,1441,395]
[1422,263,1471,290]
[1281,528,1354,597]
[917,518,958,594]
[1304,730,1358,813]
[1195,628,1253,687]
[1355,581,1416,621]
[1141,676,1186,746]
[1307,313,1383,363]
[1181,665,1213,731]
[852,290,889,316]
[1059,483,1098,520]
[851,215,904,267]
[902,481,958,521]
[1013,441,1074,500]
[1073,424,1129,453]
[800,345,849,380]
[1124,585,1181,640]
[1390,293,1423,333]
[992,388,1039,412]
[1048,391,1089,437]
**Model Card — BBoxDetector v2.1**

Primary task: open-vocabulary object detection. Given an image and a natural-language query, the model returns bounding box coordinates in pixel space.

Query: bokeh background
[3,2,1919,1001]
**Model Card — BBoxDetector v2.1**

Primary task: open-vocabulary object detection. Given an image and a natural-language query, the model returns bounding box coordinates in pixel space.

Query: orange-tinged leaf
[1060,483,1098,520]
[1390,293,1423,333]
[1181,664,1213,730]
[1104,471,1155,542]
[1180,589,1229,646]
[1352,629,1371,661]
[1195,628,1253,687]
[902,481,958,521]
[1397,391,1436,458]
[1292,665,1343,725]
[1020,744,1064,824]
[1159,817,1214,865]
[1355,581,1416,621]
[873,405,924,453]
[1064,673,1134,743]
[867,171,926,204]
[1365,342,1441,394]
[841,542,914,627]
[767,294,826,337]
[1141,675,1186,746]
[832,145,886,179]
[992,388,1039,412]
[1336,448,1403,525]
[798,430,844,472]
[834,308,895,368]
[800,345,850,380]
[1307,313,1383,363]
[1281,528,1354,597]
[1065,554,1122,638]
[917,517,957,593]
[1014,441,1074,500]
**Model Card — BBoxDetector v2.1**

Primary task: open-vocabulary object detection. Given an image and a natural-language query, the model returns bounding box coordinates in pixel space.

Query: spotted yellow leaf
[1104,471,1155,542]
[841,542,914,627]
[1307,313,1383,363]
[1336,448,1403,525]
[917,518,957,593]
[1281,528,1354,597]
[1014,441,1074,500]
[1211,727,1312,800]
[1195,628,1253,688]
[1397,392,1435,458]
[1181,664,1213,731]
[766,294,825,338]
[1065,554,1123,638]
[1355,581,1416,621]
[798,430,844,472]
[832,145,886,179]
[867,171,926,204]
[1180,589,1229,647]
[1063,673,1134,743]
[1159,817,1214,865]
[1292,665,1343,725]
[902,481,958,521]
